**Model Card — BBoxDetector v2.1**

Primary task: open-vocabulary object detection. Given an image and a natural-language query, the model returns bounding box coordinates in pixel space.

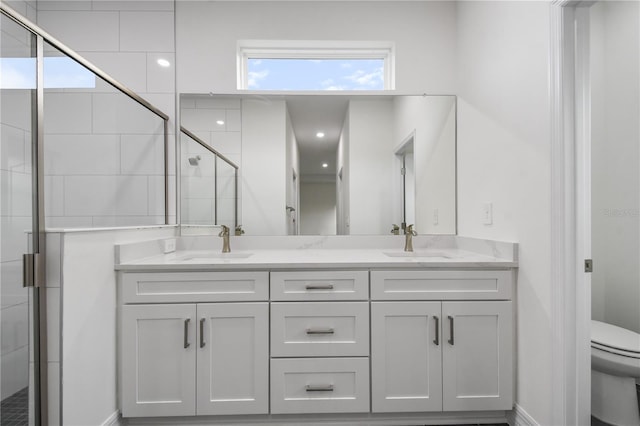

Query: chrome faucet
[404,224,417,252]
[218,225,230,253]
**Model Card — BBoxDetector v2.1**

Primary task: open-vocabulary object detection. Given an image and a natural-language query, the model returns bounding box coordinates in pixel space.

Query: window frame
[237,40,395,91]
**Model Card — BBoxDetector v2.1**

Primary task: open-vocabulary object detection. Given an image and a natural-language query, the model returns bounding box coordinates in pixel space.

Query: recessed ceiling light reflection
[157,58,171,67]
[316,132,325,138]
[322,163,328,168]
[216,120,225,125]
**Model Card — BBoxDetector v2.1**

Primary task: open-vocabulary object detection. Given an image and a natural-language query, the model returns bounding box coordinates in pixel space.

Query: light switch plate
[482,203,493,225]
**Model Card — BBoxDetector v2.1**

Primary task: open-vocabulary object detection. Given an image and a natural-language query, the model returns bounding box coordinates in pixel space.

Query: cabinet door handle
[199,318,206,348]
[305,283,334,290]
[306,327,335,335]
[184,318,191,349]
[305,384,334,392]
[433,316,440,346]
[448,315,454,345]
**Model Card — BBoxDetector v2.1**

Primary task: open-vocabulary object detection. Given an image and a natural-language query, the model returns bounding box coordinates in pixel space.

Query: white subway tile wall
[37,11,120,52]
[35,0,177,227]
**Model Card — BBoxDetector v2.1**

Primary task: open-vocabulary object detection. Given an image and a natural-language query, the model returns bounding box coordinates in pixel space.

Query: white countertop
[115,247,517,271]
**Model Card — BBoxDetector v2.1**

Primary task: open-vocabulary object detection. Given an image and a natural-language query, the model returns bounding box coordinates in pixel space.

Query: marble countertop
[115,241,518,271]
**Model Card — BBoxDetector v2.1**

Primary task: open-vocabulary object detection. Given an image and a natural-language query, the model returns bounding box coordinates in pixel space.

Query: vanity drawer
[270,357,370,414]
[270,270,369,301]
[271,302,369,357]
[371,270,512,301]
[120,271,269,303]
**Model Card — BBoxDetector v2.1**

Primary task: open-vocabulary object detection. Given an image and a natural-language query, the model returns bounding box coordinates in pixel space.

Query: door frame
[549,2,593,425]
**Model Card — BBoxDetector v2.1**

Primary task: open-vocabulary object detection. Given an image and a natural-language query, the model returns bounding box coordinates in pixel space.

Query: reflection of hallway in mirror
[300,180,337,235]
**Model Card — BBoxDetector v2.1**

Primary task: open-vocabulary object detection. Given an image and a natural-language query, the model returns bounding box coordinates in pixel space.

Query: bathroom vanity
[115,236,517,425]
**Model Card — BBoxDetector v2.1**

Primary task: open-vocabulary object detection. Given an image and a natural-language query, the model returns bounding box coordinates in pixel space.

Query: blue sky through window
[247,58,384,90]
[0,57,95,89]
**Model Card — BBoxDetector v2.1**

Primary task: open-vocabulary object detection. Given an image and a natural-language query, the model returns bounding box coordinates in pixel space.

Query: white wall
[54,227,176,426]
[300,182,336,235]
[35,0,177,228]
[393,96,456,234]
[348,99,393,235]
[456,2,552,424]
[241,99,287,235]
[590,1,640,333]
[3,0,36,22]
[175,1,457,94]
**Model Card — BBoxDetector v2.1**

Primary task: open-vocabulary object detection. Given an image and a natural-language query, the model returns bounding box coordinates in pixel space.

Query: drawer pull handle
[305,284,334,290]
[200,318,206,348]
[184,318,191,349]
[448,315,454,345]
[305,384,334,392]
[433,316,440,346]
[306,328,335,335]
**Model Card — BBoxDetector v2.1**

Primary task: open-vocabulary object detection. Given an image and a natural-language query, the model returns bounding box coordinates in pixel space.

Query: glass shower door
[1,12,40,426]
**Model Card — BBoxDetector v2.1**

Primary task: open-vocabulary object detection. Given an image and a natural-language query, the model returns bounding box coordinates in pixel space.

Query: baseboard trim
[508,404,539,426]
[102,410,123,426]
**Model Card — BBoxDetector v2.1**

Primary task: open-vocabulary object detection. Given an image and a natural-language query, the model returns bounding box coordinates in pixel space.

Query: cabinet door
[442,301,513,411]
[371,302,442,412]
[196,303,269,415]
[121,304,196,417]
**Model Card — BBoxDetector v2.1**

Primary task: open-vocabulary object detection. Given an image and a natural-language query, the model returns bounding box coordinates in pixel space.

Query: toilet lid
[592,320,640,355]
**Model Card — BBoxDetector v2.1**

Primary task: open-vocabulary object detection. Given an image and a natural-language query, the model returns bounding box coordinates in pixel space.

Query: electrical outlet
[163,238,176,254]
[482,203,493,225]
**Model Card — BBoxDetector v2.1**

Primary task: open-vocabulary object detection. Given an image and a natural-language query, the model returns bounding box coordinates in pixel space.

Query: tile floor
[0,387,29,426]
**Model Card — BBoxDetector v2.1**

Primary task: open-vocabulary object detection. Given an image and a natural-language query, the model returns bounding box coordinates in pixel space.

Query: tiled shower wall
[36,0,177,228]
[181,97,241,227]
[43,84,168,228]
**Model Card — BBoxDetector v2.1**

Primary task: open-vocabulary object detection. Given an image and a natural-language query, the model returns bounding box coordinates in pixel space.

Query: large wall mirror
[179,93,456,236]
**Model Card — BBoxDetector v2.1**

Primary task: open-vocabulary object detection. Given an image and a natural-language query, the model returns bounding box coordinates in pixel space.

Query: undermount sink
[383,251,451,259]
[174,252,254,261]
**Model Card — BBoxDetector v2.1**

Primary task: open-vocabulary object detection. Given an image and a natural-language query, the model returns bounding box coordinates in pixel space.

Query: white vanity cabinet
[119,271,269,418]
[370,270,514,413]
[116,262,516,423]
[269,270,371,414]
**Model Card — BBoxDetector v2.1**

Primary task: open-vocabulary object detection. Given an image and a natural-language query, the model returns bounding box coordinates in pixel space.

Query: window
[0,57,95,89]
[237,40,395,91]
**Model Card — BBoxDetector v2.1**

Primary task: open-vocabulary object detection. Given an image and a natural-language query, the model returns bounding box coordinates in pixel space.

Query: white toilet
[591,320,640,426]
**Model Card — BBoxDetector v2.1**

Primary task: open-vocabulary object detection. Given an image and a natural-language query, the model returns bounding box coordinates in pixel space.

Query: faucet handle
[391,224,400,235]
[235,225,245,236]
[406,224,417,236]
[218,225,229,237]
